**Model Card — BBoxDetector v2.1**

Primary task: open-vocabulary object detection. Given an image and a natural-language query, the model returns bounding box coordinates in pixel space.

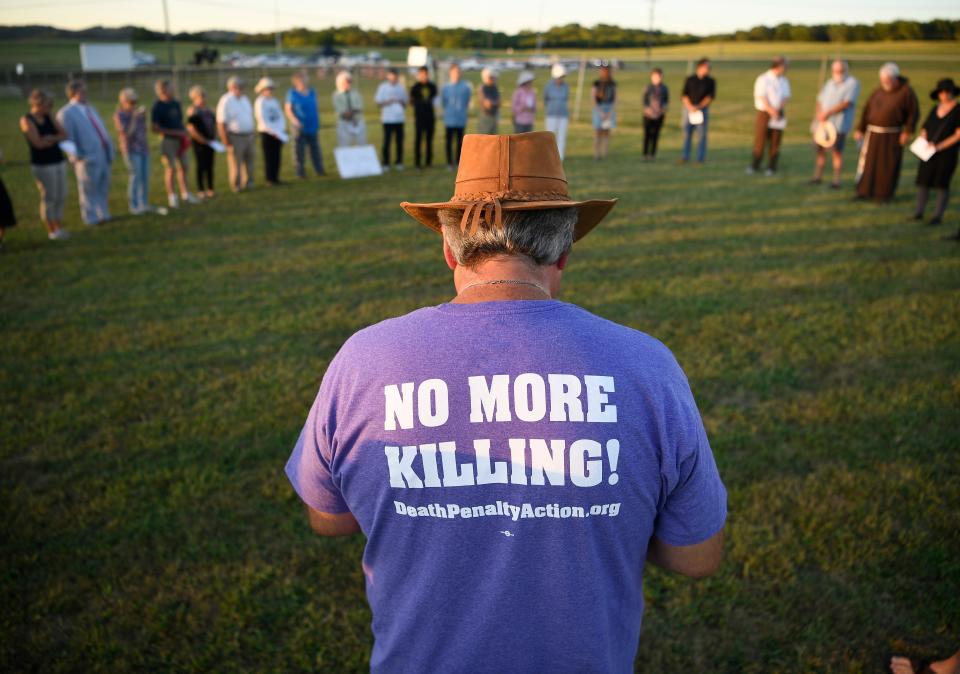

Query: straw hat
[517,71,535,86]
[254,77,276,94]
[400,132,616,242]
[551,63,567,79]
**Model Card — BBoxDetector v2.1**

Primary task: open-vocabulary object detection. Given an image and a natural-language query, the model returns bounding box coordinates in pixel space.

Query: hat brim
[931,85,960,100]
[400,198,618,242]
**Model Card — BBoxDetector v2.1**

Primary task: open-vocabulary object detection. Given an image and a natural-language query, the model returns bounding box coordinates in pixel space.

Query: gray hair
[438,207,577,268]
[832,59,849,74]
[188,84,205,99]
[65,79,84,98]
[118,87,137,103]
[335,70,352,92]
[226,75,244,89]
[879,62,900,80]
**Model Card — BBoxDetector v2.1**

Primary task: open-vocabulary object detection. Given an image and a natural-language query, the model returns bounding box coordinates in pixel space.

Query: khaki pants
[31,161,68,223]
[226,132,254,191]
[752,110,783,172]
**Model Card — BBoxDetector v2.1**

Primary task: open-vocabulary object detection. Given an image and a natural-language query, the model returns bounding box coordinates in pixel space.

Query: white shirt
[254,95,286,137]
[374,81,408,124]
[216,92,255,134]
[753,69,791,112]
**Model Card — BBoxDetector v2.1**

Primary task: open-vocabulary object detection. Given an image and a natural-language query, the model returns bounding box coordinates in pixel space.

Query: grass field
[1,42,959,673]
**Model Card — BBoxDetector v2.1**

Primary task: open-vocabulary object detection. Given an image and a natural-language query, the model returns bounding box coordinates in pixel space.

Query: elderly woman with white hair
[477,67,500,135]
[113,87,155,214]
[332,71,366,147]
[853,62,919,201]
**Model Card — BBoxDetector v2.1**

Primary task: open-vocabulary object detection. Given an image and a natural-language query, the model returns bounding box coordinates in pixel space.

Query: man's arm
[647,530,724,578]
[305,505,361,537]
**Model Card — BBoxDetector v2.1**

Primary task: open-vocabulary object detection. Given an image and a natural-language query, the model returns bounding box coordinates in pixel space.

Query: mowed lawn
[0,46,958,673]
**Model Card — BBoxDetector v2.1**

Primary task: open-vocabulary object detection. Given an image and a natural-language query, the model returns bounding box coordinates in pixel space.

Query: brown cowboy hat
[400,131,617,242]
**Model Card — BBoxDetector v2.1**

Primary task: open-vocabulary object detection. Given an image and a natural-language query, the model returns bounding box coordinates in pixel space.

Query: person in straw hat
[544,63,570,159]
[511,70,537,134]
[254,77,287,186]
[285,131,727,673]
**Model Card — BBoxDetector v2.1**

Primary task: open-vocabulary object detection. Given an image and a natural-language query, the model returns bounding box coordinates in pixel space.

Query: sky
[1,0,958,36]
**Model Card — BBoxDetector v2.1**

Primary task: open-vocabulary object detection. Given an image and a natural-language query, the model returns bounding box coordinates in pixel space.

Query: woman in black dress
[913,78,960,237]
[0,171,15,252]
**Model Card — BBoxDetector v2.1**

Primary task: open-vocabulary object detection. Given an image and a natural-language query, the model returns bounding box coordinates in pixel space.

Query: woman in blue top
[440,64,472,170]
[592,63,616,161]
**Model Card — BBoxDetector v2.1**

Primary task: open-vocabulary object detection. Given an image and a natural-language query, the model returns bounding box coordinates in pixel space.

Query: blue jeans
[682,108,709,162]
[293,129,324,177]
[123,151,149,212]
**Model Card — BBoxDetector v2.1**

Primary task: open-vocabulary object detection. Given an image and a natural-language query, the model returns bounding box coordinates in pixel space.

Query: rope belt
[856,125,904,183]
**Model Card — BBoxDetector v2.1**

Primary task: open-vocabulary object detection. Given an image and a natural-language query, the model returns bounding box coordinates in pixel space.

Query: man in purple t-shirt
[286,131,727,674]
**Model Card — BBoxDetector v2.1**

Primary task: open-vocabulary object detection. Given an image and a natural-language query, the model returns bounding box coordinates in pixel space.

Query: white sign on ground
[334,145,384,179]
[80,43,135,72]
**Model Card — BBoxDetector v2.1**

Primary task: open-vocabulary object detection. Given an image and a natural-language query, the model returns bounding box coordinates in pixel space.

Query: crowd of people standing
[2,57,958,249]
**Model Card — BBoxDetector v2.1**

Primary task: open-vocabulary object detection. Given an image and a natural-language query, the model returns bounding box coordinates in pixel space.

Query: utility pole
[161,0,174,66]
[274,0,281,54]
[646,0,655,65]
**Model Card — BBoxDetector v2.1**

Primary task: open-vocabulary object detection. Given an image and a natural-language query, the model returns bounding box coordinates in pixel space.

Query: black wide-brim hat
[930,78,959,100]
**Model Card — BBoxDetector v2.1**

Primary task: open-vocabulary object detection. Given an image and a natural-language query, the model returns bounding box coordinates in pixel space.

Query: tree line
[1,19,957,49]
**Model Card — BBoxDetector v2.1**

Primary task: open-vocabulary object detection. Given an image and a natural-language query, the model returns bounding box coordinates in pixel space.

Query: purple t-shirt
[286,299,727,674]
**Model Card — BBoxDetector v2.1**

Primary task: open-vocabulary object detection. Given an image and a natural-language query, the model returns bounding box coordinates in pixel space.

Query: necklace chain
[457,279,551,297]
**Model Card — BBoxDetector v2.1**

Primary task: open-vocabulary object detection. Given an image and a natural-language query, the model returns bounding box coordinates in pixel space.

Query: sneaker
[168,194,179,208]
[927,216,943,226]
[382,164,391,172]
[830,183,841,190]
[745,166,755,175]
[764,169,776,177]
[182,192,201,204]
[808,178,822,185]
[49,228,71,240]
[394,164,404,172]
[155,206,169,216]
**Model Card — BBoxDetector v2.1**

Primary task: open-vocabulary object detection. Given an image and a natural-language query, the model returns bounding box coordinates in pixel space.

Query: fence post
[573,53,586,123]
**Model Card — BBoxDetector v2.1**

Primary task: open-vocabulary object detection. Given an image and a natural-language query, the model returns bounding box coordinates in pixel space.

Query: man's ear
[442,236,458,271]
[556,251,570,272]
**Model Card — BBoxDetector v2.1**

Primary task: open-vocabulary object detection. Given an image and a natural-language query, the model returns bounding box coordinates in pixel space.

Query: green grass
[1,44,958,673]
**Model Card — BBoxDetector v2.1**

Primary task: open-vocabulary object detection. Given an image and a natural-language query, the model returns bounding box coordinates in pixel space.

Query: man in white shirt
[216,76,256,191]
[748,56,791,176]
[374,68,408,171]
[810,60,860,188]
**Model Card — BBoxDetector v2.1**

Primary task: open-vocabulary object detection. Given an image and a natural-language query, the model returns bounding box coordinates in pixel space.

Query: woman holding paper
[254,77,287,186]
[913,78,960,232]
[20,89,70,240]
[186,85,218,199]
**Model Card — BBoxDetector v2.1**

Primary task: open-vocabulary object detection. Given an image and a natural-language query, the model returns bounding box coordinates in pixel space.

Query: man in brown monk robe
[854,62,919,201]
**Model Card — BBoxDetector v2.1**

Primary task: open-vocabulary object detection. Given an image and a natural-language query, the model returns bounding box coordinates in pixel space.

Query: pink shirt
[512,87,536,125]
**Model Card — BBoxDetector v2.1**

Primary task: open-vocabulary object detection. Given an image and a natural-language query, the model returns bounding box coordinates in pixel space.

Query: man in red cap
[286,132,727,673]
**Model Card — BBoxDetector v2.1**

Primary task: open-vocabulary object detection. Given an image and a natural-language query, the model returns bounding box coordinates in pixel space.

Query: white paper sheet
[275,130,289,144]
[687,109,704,126]
[334,145,384,179]
[208,140,226,153]
[58,140,77,156]
[768,116,788,130]
[909,136,937,162]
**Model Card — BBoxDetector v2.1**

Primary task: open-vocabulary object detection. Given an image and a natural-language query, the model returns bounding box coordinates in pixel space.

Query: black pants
[193,142,215,191]
[643,117,664,157]
[414,114,435,167]
[261,132,282,184]
[382,123,404,166]
[446,126,465,166]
